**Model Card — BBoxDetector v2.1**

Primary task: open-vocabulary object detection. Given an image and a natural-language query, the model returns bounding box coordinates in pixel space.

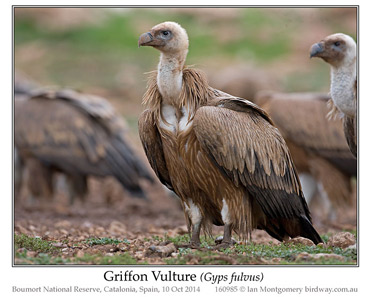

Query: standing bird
[15,88,154,203]
[138,21,322,247]
[310,33,357,157]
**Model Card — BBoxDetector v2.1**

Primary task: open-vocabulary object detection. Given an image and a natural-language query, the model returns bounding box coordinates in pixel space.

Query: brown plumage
[208,64,280,101]
[15,87,154,202]
[255,91,356,220]
[310,33,357,157]
[138,21,322,246]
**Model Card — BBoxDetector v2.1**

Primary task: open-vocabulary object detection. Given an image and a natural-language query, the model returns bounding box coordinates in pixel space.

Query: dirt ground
[14,173,357,265]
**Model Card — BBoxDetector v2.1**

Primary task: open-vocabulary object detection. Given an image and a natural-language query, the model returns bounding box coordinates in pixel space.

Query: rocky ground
[14,177,357,265]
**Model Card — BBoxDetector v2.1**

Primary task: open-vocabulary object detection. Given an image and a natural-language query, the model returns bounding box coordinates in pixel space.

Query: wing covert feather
[258,93,350,153]
[193,103,310,220]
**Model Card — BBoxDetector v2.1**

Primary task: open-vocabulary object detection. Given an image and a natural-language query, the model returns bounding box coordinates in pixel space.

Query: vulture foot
[214,236,237,250]
[214,224,236,250]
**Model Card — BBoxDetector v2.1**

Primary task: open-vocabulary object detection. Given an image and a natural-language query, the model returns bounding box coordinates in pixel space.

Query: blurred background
[14,7,356,142]
[13,7,357,260]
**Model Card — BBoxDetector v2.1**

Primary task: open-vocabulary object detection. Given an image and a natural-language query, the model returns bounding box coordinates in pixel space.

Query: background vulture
[255,91,356,223]
[138,21,322,247]
[310,33,357,157]
[15,86,154,203]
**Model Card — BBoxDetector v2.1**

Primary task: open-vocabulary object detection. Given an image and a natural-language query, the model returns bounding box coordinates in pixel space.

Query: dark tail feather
[299,215,323,244]
[105,146,149,200]
[112,137,155,183]
[343,116,357,158]
[126,188,149,200]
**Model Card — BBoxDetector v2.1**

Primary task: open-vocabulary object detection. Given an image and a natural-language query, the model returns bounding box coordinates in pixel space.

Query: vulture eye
[161,30,171,36]
[334,41,341,47]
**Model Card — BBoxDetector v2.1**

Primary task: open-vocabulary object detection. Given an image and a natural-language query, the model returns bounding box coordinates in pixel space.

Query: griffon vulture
[255,91,356,221]
[138,21,322,247]
[310,33,357,157]
[15,88,154,202]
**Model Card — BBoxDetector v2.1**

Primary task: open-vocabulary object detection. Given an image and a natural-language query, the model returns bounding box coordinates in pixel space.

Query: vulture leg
[178,200,203,248]
[177,223,202,249]
[190,223,202,248]
[66,174,88,204]
[308,156,352,222]
[26,158,54,202]
[214,224,234,250]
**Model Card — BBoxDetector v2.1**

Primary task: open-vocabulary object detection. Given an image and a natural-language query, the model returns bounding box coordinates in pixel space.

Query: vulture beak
[310,42,324,58]
[138,32,154,47]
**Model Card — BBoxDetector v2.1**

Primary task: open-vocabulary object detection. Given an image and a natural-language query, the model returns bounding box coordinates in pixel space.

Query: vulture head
[138,21,189,54]
[310,33,356,68]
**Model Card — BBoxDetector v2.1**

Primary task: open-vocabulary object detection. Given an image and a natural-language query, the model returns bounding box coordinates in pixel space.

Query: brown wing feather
[258,92,348,151]
[138,109,174,191]
[193,99,322,243]
[194,98,322,243]
[194,100,307,218]
[15,89,153,197]
[257,92,356,171]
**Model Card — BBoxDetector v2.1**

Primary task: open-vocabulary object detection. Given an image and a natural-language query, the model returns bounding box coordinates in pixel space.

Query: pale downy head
[310,33,356,68]
[138,21,189,55]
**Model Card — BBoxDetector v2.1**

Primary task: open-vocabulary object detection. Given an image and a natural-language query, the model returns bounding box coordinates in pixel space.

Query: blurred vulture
[208,64,280,101]
[138,21,322,247]
[255,91,356,221]
[15,87,154,203]
[310,33,357,157]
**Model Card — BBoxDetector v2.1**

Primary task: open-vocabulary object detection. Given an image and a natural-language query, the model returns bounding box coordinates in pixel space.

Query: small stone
[51,242,66,248]
[134,252,144,259]
[42,233,50,240]
[26,251,37,257]
[296,252,310,260]
[59,229,69,235]
[15,224,28,235]
[55,220,72,229]
[287,237,315,246]
[108,221,127,235]
[327,232,356,249]
[95,227,105,235]
[296,252,345,261]
[271,257,281,263]
[187,257,199,265]
[146,243,177,257]
[118,243,128,251]
[312,253,345,261]
[75,250,85,258]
